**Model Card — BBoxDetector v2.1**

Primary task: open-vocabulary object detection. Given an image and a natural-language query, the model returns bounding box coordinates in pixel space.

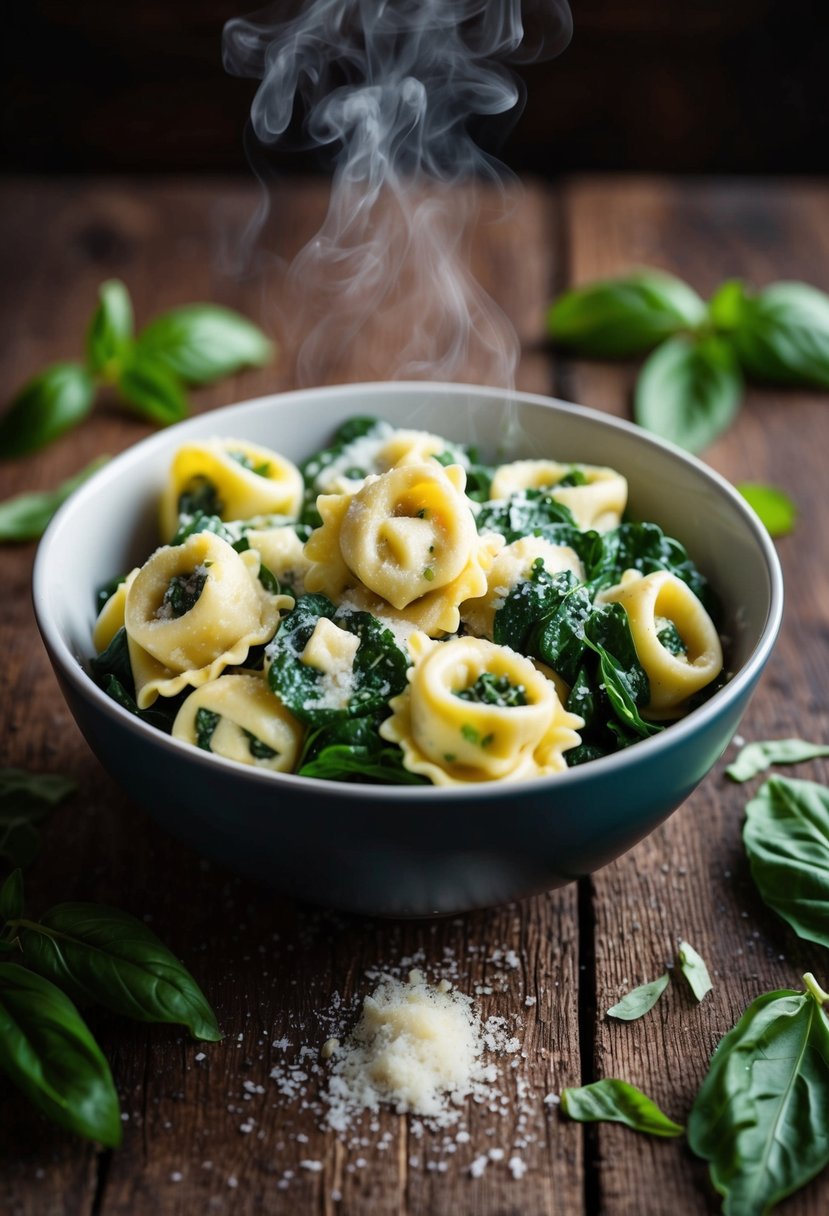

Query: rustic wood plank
[561,176,829,1215]
[0,177,584,1216]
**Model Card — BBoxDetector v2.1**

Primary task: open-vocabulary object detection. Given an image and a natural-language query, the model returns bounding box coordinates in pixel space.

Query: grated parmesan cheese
[322,970,499,1132]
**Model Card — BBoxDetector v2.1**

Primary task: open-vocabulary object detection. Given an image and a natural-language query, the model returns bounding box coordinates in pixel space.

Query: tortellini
[93,568,139,653]
[123,532,292,707]
[93,417,726,785]
[598,569,723,715]
[244,525,313,596]
[304,463,500,636]
[380,633,584,785]
[489,459,628,532]
[172,674,303,772]
[159,438,303,540]
[461,536,584,640]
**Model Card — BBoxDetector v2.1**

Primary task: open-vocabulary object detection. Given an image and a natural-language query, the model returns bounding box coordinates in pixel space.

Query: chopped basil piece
[178,477,222,518]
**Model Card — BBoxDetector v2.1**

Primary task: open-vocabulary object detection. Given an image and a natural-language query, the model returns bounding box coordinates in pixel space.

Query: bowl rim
[33,380,784,802]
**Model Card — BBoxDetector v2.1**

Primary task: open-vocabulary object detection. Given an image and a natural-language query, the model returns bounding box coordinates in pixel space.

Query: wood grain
[0,178,583,1216]
[1,174,828,1215]
[563,176,829,1216]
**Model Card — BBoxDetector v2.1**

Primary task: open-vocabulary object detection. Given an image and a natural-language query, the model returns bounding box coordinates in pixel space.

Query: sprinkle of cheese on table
[323,969,496,1131]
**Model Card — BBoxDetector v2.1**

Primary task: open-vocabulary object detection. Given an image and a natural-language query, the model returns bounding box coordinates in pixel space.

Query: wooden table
[2,175,828,1215]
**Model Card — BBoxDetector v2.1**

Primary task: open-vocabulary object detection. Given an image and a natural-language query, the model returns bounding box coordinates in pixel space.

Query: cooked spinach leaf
[529,582,593,687]
[90,627,134,694]
[267,595,408,725]
[178,476,222,518]
[299,416,384,527]
[243,729,278,760]
[103,676,183,733]
[494,565,580,653]
[657,620,687,655]
[161,569,207,618]
[456,672,527,708]
[476,488,578,541]
[299,718,425,784]
[584,604,661,740]
[589,522,715,615]
[171,512,236,545]
[195,709,221,752]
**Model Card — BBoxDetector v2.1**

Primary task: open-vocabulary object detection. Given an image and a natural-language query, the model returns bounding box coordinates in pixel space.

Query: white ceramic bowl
[33,383,783,916]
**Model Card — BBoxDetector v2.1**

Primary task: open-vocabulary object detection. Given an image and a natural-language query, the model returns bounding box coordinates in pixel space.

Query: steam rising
[224,1,571,387]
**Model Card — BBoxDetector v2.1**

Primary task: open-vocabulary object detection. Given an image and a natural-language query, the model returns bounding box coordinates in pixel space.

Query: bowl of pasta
[33,382,783,916]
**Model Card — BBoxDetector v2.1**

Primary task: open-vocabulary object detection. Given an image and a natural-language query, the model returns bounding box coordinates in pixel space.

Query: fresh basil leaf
[0,822,41,872]
[688,975,829,1214]
[726,281,829,388]
[607,973,669,1021]
[548,270,706,357]
[0,771,76,872]
[0,962,121,1146]
[561,1078,683,1137]
[86,279,134,377]
[677,941,712,1002]
[16,904,221,1042]
[116,352,188,425]
[743,776,829,949]
[0,456,108,543]
[0,769,78,816]
[135,304,273,384]
[635,334,743,453]
[736,483,797,538]
[0,364,95,458]
[0,870,24,922]
[727,738,829,783]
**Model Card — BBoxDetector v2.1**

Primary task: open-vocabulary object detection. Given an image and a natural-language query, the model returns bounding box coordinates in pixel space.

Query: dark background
[2,0,828,176]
